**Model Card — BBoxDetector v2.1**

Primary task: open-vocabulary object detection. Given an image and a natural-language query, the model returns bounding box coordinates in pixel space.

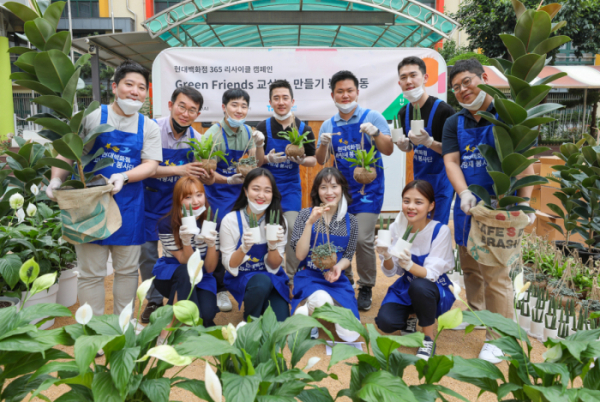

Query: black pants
[154,264,219,327]
[214,260,227,293]
[243,273,289,322]
[375,277,440,333]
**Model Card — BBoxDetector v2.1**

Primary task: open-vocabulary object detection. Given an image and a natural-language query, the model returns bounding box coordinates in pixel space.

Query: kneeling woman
[153,176,220,327]
[291,168,360,341]
[220,168,289,321]
[375,180,455,361]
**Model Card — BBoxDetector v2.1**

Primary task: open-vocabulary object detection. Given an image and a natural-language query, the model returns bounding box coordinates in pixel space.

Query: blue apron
[404,100,454,224]
[453,114,497,246]
[143,123,195,241]
[381,222,455,317]
[83,104,145,246]
[152,252,217,296]
[203,125,251,224]
[223,211,290,308]
[263,119,305,212]
[291,211,359,319]
[332,110,385,215]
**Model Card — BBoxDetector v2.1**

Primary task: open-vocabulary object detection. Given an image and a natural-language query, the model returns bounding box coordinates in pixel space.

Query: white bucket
[57,266,78,307]
[530,321,544,340]
[22,283,60,330]
[391,128,403,142]
[266,224,280,242]
[377,230,392,248]
[201,220,218,238]
[411,120,424,134]
[181,216,197,229]
[518,314,531,333]
[390,238,412,259]
[247,227,262,244]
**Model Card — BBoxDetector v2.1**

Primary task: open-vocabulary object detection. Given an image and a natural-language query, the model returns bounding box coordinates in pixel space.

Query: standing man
[442,59,536,364]
[256,80,317,281]
[316,70,393,311]
[202,88,265,312]
[139,86,208,323]
[46,60,162,318]
[394,57,456,224]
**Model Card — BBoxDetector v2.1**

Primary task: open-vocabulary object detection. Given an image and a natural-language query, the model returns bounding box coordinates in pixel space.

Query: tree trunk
[591,101,598,141]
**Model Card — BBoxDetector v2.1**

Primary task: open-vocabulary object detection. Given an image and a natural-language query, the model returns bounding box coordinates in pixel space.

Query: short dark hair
[397,56,427,75]
[310,167,352,208]
[449,58,485,86]
[330,70,358,91]
[269,80,294,100]
[171,87,204,109]
[402,179,436,220]
[222,89,250,106]
[114,60,149,87]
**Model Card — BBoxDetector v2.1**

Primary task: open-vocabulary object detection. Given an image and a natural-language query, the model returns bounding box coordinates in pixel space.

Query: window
[155,0,185,14]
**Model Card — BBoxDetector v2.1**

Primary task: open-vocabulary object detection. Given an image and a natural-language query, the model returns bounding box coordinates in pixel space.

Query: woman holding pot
[219,168,289,321]
[152,176,220,327]
[374,180,455,361]
[290,168,360,341]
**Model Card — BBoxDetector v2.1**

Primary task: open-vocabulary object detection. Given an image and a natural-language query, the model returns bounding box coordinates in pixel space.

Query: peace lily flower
[26,203,37,217]
[205,361,222,402]
[187,249,204,286]
[30,184,39,196]
[236,321,247,330]
[514,272,531,301]
[19,257,40,285]
[16,208,25,223]
[136,345,192,366]
[30,272,57,297]
[542,344,563,363]
[221,323,237,346]
[9,193,24,210]
[75,302,93,325]
[173,300,200,326]
[119,300,134,333]
[304,356,320,371]
[137,277,155,304]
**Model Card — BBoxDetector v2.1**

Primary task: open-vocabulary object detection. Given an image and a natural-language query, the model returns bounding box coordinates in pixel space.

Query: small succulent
[238,156,257,166]
[278,126,315,147]
[401,225,419,243]
[412,103,421,121]
[269,210,280,226]
[248,212,259,228]
[182,204,194,217]
[206,206,218,223]
[379,215,392,231]
[344,146,381,173]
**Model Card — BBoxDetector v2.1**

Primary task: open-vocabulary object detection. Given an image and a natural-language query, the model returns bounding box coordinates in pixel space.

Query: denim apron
[263,118,305,212]
[331,110,385,215]
[381,222,455,317]
[453,114,497,246]
[404,99,454,224]
[83,104,144,246]
[143,123,195,241]
[203,125,251,224]
[291,211,359,319]
[223,211,290,308]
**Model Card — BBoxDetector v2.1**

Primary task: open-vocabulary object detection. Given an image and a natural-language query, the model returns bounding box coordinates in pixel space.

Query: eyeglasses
[451,75,478,93]
[176,103,199,116]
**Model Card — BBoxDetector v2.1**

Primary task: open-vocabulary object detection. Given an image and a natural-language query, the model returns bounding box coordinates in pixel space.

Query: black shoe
[416,336,436,361]
[401,317,418,335]
[141,301,162,324]
[357,286,372,311]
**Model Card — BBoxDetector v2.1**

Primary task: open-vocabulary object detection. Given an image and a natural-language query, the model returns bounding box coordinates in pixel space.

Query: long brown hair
[402,180,436,219]
[310,167,352,208]
[168,176,208,249]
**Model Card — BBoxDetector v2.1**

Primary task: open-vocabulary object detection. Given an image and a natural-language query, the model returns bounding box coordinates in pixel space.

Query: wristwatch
[121,172,129,184]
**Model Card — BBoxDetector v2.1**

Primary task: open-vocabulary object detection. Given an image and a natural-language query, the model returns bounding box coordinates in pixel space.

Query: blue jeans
[138,241,166,305]
[243,274,289,322]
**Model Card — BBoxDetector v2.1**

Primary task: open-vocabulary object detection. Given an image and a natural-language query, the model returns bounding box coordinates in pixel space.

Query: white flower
[75,302,93,325]
[304,357,320,371]
[221,323,237,346]
[136,345,193,366]
[514,272,531,301]
[9,193,24,210]
[119,300,134,333]
[187,249,203,287]
[16,208,25,223]
[236,321,247,330]
[26,203,37,217]
[30,184,39,196]
[204,361,222,402]
[137,277,155,305]
[542,344,563,362]
[30,272,57,297]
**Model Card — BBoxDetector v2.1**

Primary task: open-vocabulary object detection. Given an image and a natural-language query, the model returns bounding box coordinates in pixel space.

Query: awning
[483,66,600,89]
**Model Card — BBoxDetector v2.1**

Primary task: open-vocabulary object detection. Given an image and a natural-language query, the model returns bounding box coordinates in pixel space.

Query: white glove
[266,149,287,164]
[240,232,255,254]
[397,248,414,271]
[227,173,244,185]
[46,177,62,201]
[108,173,125,195]
[360,123,380,137]
[375,236,392,261]
[195,230,218,248]
[459,189,477,215]
[395,135,412,152]
[289,155,305,165]
[320,133,333,146]
[179,225,199,247]
[408,129,433,148]
[519,202,536,226]
[252,130,265,147]
[268,226,286,250]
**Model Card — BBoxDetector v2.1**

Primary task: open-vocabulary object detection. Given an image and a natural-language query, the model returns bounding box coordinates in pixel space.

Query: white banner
[152,47,448,122]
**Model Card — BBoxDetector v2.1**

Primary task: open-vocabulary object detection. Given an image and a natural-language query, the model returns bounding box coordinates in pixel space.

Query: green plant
[310,243,342,271]
[186,133,228,164]
[378,215,392,231]
[447,52,490,66]
[392,115,399,129]
[545,313,557,329]
[278,126,315,147]
[238,156,257,166]
[181,203,193,217]
[520,301,530,317]
[557,321,569,338]
[206,206,218,223]
[401,225,419,243]
[268,210,280,226]
[532,308,543,323]
[248,212,258,228]
[412,103,421,121]
[344,146,381,173]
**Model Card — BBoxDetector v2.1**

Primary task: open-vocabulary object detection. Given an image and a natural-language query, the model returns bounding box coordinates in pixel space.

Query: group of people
[45,55,536,363]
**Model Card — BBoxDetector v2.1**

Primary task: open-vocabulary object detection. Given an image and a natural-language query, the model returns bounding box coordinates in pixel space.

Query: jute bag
[467,203,529,267]
[55,175,122,244]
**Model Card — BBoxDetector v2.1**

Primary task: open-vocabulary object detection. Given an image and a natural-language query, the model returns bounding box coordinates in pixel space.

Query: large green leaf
[477,112,511,132]
[74,335,119,374]
[16,304,72,327]
[510,175,547,192]
[222,372,260,402]
[44,31,71,55]
[91,372,122,402]
[499,34,527,60]
[449,355,505,382]
[35,157,75,174]
[511,0,526,18]
[532,35,571,55]
[175,334,241,358]
[34,50,75,93]
[515,9,551,52]
[52,138,79,161]
[357,371,417,402]
[329,344,364,369]
[14,52,37,75]
[139,378,170,402]
[511,53,545,83]
[515,85,551,110]
[536,72,568,86]
[489,58,512,75]
[477,84,506,100]
[463,310,530,345]
[75,54,92,69]
[3,2,39,22]
[10,72,37,81]
[0,255,23,289]
[34,117,72,136]
[24,18,54,50]
[520,117,555,128]
[501,153,536,177]
[489,171,511,196]
[527,103,564,119]
[468,185,492,207]
[31,95,72,119]
[43,1,66,31]
[506,74,530,100]
[12,167,37,183]
[89,158,115,173]
[69,111,85,134]
[110,347,139,397]
[478,144,502,172]
[62,67,81,106]
[312,304,368,345]
[297,387,335,402]
[13,80,56,96]
[499,196,526,207]
[8,46,36,55]
[493,126,513,160]
[415,355,454,385]
[82,124,114,146]
[173,379,211,401]
[509,125,538,152]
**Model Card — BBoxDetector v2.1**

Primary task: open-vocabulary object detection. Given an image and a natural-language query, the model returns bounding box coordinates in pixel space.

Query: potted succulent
[390,225,419,259]
[200,206,218,237]
[309,212,341,272]
[410,103,424,134]
[543,314,558,341]
[530,306,544,339]
[181,204,197,230]
[391,116,403,142]
[266,210,281,242]
[246,212,261,243]
[377,215,393,247]
[518,301,531,332]
[186,133,228,172]
[345,146,381,186]
[278,125,315,158]
[236,156,257,178]
[557,321,570,339]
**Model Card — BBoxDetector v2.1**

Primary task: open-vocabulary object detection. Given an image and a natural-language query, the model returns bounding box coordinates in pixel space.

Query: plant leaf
[24,18,54,51]
[515,85,551,110]
[13,80,56,96]
[3,2,39,22]
[44,31,71,55]
[501,153,536,177]
[31,95,73,119]
[511,53,545,83]
[515,9,551,52]
[34,50,75,93]
[43,1,66,31]
[532,36,571,55]
[499,34,527,60]
[468,185,492,207]
[489,172,511,196]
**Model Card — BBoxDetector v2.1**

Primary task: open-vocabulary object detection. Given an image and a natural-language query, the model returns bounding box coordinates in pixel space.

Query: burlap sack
[467,202,529,267]
[55,175,122,244]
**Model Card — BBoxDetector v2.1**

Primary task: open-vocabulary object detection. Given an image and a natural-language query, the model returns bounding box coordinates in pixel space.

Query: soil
[0,301,13,308]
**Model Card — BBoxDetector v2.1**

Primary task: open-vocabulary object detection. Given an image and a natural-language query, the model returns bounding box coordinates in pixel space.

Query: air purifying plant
[248,212,259,228]
[345,146,381,174]
[182,204,194,218]
[310,243,342,272]
[236,156,257,177]
[379,215,392,231]
[205,206,218,223]
[393,115,399,130]
[545,313,557,330]
[532,308,543,323]
[269,210,280,226]
[278,126,314,158]
[412,104,421,121]
[186,133,228,171]
[402,225,419,244]
[520,302,530,317]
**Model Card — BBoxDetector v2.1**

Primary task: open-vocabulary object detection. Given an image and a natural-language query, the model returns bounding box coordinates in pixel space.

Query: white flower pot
[458,273,465,288]
[22,283,60,330]
[530,321,544,339]
[201,220,218,238]
[181,216,197,229]
[391,128,404,142]
[529,296,538,310]
[390,238,412,259]
[0,296,20,310]
[543,327,558,342]
[518,314,531,333]
[57,266,78,307]
[266,224,280,242]
[411,120,424,134]
[377,230,392,248]
[247,227,261,244]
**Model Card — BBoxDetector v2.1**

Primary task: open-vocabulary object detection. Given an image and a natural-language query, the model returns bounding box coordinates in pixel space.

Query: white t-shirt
[81,104,162,162]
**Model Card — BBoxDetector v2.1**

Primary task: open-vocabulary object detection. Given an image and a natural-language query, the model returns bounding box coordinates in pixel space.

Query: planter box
[539,156,565,189]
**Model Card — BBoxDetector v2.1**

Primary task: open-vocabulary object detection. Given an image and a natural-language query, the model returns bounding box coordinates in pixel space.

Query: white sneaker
[130,318,145,335]
[217,291,233,312]
[310,327,319,339]
[478,343,504,364]
[450,321,486,331]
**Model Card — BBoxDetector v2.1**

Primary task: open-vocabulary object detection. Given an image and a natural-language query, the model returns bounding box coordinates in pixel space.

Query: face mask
[273,110,293,121]
[172,118,190,135]
[335,101,358,114]
[336,195,347,222]
[226,113,245,128]
[458,90,487,111]
[192,205,206,217]
[116,97,143,115]
[248,200,270,214]
[403,86,425,103]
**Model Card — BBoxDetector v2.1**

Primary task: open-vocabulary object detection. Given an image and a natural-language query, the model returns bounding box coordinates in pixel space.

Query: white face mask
[116,97,144,115]
[192,205,206,217]
[336,195,347,222]
[458,90,487,111]
[248,200,270,214]
[402,86,425,103]
[335,100,358,114]
[273,110,293,121]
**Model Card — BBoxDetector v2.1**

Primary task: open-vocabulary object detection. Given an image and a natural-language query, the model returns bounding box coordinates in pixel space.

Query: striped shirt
[158,216,220,258]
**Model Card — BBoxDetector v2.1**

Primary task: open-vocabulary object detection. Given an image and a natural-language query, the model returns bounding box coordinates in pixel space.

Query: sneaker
[357,286,372,311]
[310,327,319,339]
[416,336,435,361]
[141,301,162,324]
[130,318,145,335]
[478,343,504,364]
[450,321,486,331]
[217,291,233,312]
[401,317,418,335]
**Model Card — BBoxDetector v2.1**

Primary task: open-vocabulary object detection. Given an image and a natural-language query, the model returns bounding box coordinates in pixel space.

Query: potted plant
[391,116,403,142]
[543,313,557,341]
[246,212,261,243]
[345,146,381,185]
[181,204,197,229]
[518,301,530,333]
[309,211,341,272]
[200,206,218,237]
[530,306,544,339]
[410,103,424,134]
[236,156,257,177]
[376,215,393,247]
[390,225,419,259]
[186,133,228,171]
[278,125,315,158]
[557,321,569,339]
[266,210,281,242]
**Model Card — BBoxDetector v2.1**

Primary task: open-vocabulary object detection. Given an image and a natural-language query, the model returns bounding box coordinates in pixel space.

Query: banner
[152,47,447,122]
